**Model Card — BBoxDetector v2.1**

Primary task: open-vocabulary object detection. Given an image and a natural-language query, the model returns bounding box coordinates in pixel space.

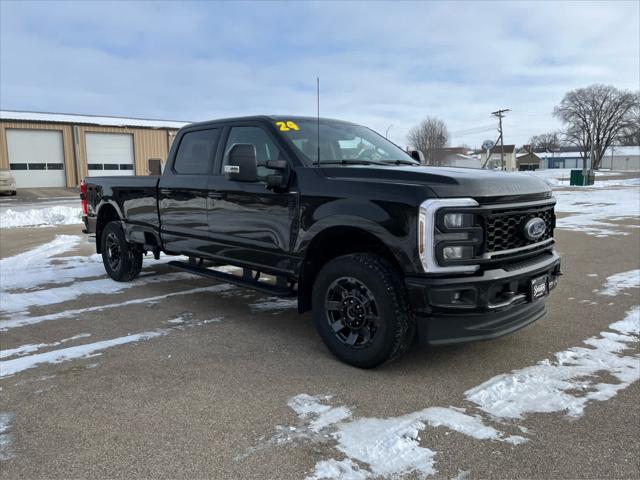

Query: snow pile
[553,187,640,236]
[0,205,83,228]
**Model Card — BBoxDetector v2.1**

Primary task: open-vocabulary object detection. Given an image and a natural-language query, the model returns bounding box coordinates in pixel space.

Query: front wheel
[312,253,415,368]
[101,221,143,282]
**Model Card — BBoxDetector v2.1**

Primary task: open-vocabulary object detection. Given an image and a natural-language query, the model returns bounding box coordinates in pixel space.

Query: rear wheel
[312,253,415,368]
[101,221,143,281]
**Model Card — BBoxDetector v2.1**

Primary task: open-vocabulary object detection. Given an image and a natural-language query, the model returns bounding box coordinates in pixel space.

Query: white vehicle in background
[0,168,17,195]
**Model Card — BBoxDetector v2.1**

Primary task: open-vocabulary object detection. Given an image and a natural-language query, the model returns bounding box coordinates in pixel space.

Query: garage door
[6,129,67,188]
[86,133,135,176]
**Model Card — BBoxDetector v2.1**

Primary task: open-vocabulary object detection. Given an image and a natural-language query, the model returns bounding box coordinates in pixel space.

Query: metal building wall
[0,120,178,187]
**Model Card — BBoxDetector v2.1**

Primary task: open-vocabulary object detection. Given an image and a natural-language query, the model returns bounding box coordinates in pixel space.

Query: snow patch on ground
[259,394,523,479]
[466,306,640,419]
[0,333,91,359]
[553,187,640,236]
[524,169,620,186]
[0,284,233,332]
[0,205,82,228]
[597,269,640,296]
[0,235,196,318]
[0,330,168,378]
[0,412,16,461]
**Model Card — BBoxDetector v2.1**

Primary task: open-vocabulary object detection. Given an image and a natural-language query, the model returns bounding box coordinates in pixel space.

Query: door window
[222,126,283,179]
[174,129,220,174]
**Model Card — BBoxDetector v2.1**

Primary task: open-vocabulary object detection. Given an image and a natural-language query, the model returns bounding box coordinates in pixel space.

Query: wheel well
[95,204,120,253]
[297,226,403,313]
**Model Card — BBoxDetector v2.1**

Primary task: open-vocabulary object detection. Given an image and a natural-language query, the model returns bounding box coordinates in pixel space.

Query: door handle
[159,188,173,196]
[207,192,224,200]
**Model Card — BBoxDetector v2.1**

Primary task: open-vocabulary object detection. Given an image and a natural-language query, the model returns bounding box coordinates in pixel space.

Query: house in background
[434,147,482,168]
[516,145,541,171]
[480,144,516,171]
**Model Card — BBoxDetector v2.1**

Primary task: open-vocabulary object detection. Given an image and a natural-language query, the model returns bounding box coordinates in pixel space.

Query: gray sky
[1,0,638,148]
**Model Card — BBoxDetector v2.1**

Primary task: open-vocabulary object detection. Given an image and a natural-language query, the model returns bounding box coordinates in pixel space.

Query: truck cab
[82,115,561,368]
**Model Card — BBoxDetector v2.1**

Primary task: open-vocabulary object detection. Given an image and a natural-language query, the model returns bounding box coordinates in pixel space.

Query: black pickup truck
[82,115,561,368]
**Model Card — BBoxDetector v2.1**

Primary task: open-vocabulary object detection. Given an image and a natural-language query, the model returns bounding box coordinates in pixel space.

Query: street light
[385,124,393,138]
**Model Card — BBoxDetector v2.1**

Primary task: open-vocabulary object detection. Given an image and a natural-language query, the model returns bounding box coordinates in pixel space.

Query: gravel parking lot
[1,181,639,479]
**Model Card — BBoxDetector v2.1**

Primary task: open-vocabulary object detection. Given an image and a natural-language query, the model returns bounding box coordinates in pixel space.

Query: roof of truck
[186,115,358,128]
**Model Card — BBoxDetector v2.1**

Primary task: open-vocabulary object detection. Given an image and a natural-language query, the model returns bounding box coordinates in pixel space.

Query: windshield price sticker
[276,121,300,132]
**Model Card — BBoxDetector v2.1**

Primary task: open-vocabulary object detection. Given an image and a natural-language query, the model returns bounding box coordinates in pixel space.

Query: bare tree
[407,117,449,165]
[618,125,640,146]
[529,132,562,152]
[553,84,639,169]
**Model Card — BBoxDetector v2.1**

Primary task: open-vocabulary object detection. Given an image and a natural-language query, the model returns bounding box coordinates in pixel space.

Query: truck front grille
[483,203,555,255]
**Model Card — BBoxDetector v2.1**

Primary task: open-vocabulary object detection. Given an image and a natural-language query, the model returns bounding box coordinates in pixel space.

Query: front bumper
[405,251,561,346]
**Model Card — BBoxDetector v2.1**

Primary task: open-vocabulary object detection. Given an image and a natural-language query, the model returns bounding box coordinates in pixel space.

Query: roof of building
[0,110,190,129]
[487,145,515,154]
[516,152,541,164]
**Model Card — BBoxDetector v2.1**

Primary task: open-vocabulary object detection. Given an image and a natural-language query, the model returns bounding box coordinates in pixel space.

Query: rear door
[158,127,221,255]
[205,123,297,274]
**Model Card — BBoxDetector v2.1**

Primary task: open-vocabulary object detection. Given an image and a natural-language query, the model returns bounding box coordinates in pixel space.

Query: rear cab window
[173,128,220,175]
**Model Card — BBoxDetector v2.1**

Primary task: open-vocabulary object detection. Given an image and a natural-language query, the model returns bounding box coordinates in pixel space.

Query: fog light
[444,213,473,228]
[443,246,474,260]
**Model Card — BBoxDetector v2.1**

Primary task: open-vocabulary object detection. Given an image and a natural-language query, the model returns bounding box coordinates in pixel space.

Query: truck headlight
[418,198,480,273]
[443,213,474,229]
[443,246,474,260]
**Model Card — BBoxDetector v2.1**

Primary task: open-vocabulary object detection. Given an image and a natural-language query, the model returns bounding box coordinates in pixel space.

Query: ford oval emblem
[523,217,546,241]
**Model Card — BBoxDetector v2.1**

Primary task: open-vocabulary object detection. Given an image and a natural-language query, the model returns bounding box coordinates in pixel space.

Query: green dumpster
[569,169,595,186]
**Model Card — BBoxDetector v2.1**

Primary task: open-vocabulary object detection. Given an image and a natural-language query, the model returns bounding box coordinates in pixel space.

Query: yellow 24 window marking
[276,121,300,132]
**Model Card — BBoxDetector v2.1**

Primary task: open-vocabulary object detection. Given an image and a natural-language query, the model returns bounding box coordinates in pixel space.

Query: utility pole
[491,109,510,170]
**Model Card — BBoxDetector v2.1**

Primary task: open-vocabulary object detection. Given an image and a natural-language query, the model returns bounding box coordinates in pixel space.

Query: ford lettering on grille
[523,217,546,241]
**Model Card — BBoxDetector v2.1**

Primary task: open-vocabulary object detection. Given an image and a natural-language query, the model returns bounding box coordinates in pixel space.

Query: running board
[168,261,296,297]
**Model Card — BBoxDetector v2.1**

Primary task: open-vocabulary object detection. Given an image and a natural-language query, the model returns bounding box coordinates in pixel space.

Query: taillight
[80,180,88,215]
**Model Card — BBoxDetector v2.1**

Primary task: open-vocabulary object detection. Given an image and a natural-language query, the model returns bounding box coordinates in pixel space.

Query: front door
[206,124,297,274]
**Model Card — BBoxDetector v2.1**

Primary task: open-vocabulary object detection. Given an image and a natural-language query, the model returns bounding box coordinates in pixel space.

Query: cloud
[1,0,638,148]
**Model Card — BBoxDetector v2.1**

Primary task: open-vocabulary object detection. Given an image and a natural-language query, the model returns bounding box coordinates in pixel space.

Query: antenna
[316,77,320,166]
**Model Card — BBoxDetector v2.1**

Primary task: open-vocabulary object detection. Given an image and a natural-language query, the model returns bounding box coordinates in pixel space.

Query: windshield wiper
[381,159,420,166]
[318,159,388,166]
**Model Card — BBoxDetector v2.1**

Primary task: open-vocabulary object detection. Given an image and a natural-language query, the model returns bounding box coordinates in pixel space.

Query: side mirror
[265,160,290,191]
[224,144,258,182]
[410,150,425,163]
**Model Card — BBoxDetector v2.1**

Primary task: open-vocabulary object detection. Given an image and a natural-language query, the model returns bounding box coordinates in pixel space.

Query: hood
[318,165,552,201]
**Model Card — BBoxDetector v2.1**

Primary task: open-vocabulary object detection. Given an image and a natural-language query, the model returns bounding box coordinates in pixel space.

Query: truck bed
[85,175,160,230]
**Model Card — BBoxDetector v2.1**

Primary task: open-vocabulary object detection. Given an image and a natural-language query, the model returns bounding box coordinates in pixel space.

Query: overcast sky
[1,1,638,148]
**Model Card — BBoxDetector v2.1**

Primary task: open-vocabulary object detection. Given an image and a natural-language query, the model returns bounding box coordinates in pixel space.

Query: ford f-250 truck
[81,115,561,368]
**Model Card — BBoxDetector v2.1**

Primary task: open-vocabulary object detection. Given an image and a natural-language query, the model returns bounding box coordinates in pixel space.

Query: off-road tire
[101,221,143,282]
[312,253,415,368]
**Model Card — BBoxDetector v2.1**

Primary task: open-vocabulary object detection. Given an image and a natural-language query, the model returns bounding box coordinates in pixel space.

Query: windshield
[276,119,418,166]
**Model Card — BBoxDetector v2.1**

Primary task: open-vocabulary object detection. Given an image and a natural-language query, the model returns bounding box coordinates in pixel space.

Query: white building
[537,146,639,170]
